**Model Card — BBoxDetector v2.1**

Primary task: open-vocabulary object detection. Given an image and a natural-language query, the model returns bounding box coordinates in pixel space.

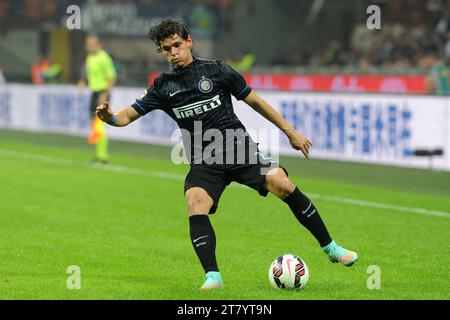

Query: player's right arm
[96,79,163,126]
[96,102,141,127]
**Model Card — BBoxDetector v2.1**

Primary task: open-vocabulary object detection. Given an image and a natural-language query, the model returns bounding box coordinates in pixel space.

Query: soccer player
[79,35,117,163]
[95,19,358,290]
[422,52,449,95]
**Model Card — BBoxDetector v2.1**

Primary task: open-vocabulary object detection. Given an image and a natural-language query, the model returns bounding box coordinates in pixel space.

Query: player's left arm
[98,55,118,103]
[243,90,312,158]
[97,77,116,106]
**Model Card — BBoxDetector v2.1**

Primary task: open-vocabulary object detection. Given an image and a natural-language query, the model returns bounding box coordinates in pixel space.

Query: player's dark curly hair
[148,18,190,52]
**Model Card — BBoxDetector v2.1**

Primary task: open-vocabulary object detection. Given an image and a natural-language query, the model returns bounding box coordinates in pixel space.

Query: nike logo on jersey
[169,90,182,97]
[173,95,221,119]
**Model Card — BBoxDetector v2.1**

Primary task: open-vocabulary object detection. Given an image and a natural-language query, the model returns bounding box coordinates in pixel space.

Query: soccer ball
[268,254,309,289]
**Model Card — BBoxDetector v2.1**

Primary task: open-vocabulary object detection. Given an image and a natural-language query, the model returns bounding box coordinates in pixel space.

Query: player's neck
[89,49,102,56]
[176,55,194,69]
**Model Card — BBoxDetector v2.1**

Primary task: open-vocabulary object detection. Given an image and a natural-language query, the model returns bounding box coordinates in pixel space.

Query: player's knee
[185,187,213,215]
[273,180,296,199]
[265,168,295,199]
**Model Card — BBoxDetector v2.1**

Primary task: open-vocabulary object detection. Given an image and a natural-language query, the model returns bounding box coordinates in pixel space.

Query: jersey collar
[172,55,197,71]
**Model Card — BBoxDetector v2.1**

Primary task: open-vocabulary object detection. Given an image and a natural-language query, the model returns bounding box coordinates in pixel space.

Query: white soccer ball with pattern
[268,253,309,289]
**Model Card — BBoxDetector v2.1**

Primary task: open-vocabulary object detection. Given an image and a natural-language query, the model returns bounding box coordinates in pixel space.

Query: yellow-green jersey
[86,49,117,92]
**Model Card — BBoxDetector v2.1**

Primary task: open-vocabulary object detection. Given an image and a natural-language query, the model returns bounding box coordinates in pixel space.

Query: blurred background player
[421,52,449,95]
[0,65,6,84]
[31,57,61,84]
[79,35,117,164]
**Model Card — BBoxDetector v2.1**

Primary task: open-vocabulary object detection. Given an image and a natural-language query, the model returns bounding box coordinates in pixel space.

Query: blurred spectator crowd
[0,0,233,27]
[0,0,448,86]
[296,0,450,72]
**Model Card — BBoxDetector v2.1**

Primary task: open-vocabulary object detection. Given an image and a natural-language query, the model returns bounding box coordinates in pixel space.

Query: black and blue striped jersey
[131,56,254,163]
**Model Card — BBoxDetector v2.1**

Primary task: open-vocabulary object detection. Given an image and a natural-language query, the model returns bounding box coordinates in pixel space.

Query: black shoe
[91,158,109,165]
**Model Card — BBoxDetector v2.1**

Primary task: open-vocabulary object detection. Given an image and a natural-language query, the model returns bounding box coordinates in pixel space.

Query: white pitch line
[0,149,186,181]
[1,148,449,219]
[307,194,450,219]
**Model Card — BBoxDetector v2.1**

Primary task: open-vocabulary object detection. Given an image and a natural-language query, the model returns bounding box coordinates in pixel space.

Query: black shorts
[89,91,110,118]
[184,152,288,214]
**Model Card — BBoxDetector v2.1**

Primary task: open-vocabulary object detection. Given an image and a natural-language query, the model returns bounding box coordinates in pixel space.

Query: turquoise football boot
[322,241,358,267]
[200,271,223,290]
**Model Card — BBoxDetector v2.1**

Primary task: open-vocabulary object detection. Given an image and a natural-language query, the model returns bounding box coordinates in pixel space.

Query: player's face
[159,34,193,68]
[85,37,101,54]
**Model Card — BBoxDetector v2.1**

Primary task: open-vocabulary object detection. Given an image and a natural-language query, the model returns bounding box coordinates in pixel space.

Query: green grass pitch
[0,129,449,299]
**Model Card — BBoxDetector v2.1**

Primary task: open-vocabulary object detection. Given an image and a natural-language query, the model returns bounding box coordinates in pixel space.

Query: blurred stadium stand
[0,0,448,93]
